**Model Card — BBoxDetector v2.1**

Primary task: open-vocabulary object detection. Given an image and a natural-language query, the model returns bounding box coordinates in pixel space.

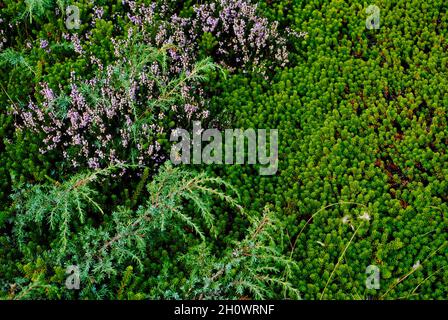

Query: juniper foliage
[180,207,301,300]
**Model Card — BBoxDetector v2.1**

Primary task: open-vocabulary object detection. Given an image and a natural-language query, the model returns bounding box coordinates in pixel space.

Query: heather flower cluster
[121,0,288,74]
[193,0,289,70]
[14,0,289,171]
[15,34,214,170]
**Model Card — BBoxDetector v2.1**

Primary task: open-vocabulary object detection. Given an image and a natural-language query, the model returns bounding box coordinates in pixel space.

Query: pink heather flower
[71,34,83,54]
[40,39,49,49]
[93,6,104,20]
[40,83,54,102]
[87,157,100,169]
[73,134,82,145]
[184,104,198,118]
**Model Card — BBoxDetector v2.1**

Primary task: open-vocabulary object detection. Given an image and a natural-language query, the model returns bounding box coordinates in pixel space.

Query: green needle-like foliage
[8,162,247,298]
[180,207,301,300]
[12,165,125,255]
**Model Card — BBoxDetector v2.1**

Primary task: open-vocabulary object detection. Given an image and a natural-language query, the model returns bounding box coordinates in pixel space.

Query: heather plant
[121,0,289,74]
[14,38,219,170]
[8,0,288,173]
